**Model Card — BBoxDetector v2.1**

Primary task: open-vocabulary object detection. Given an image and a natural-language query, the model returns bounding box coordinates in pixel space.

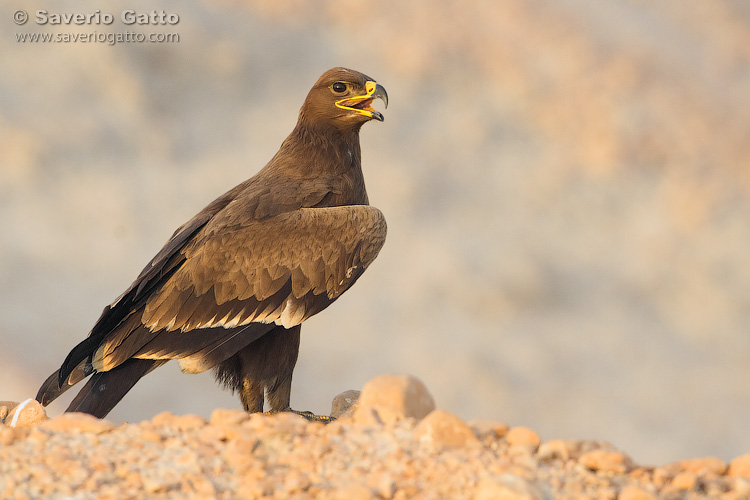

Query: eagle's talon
[290,409,336,423]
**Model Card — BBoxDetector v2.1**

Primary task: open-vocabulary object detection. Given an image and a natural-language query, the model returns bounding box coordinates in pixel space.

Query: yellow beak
[335,81,389,121]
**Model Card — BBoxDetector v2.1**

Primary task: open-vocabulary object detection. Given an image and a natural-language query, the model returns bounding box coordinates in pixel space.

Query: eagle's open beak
[336,81,388,121]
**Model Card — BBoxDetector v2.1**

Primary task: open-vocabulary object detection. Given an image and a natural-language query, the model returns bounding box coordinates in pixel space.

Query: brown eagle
[36,67,388,419]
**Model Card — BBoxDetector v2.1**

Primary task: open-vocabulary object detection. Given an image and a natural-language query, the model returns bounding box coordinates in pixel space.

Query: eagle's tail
[65,358,165,418]
[36,358,165,419]
[35,361,89,407]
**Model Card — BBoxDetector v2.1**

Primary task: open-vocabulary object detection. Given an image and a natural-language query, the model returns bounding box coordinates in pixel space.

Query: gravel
[2,375,749,499]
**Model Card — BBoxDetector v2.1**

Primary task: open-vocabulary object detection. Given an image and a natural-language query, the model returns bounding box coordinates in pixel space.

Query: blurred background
[2,0,750,464]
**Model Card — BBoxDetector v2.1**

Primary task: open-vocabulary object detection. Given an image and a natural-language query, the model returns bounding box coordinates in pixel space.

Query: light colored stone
[6,399,47,427]
[151,411,177,427]
[210,408,250,427]
[224,434,260,472]
[578,449,632,474]
[618,485,658,500]
[506,427,541,449]
[537,439,570,461]
[151,412,206,430]
[475,475,542,500]
[651,467,671,489]
[469,419,510,439]
[334,483,376,500]
[671,471,697,490]
[40,413,114,433]
[0,401,18,424]
[261,411,309,434]
[671,456,727,476]
[366,472,397,499]
[413,410,480,448]
[173,413,208,430]
[331,390,360,418]
[352,407,383,426]
[0,425,15,445]
[729,454,750,477]
[355,375,435,424]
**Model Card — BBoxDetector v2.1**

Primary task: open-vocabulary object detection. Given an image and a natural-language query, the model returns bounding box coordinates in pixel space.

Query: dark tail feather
[36,361,90,406]
[66,359,166,418]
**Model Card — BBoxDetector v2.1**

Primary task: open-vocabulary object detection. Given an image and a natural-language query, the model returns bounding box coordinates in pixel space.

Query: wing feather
[95,205,385,373]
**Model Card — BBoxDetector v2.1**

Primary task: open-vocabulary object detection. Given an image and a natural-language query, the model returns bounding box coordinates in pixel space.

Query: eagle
[35,67,388,420]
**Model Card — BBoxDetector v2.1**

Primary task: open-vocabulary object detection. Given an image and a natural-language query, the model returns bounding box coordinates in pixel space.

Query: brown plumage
[36,67,388,419]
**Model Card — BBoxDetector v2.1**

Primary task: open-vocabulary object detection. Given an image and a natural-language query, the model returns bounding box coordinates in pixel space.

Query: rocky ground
[1,375,749,500]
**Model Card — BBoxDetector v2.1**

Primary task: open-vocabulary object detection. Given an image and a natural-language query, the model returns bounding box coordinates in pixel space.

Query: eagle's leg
[240,377,265,413]
[236,325,335,423]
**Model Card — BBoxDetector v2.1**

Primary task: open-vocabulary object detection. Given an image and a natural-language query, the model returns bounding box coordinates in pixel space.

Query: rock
[6,399,47,427]
[729,454,750,477]
[669,456,727,476]
[331,390,360,418]
[210,408,250,427]
[469,419,509,439]
[0,401,19,424]
[0,425,15,445]
[152,411,206,430]
[506,427,541,449]
[365,472,397,499]
[670,471,697,490]
[618,485,658,500]
[224,434,260,472]
[475,475,542,500]
[354,374,435,424]
[537,439,570,462]
[351,407,383,426]
[578,449,632,474]
[651,467,671,489]
[174,414,207,430]
[334,483,376,500]
[413,410,480,449]
[40,413,114,434]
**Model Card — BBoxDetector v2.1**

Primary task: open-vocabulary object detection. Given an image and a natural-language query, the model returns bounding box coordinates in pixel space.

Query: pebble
[210,408,250,427]
[469,419,510,439]
[474,475,541,500]
[334,483,376,500]
[366,471,397,499]
[670,456,728,476]
[0,400,18,423]
[331,390,361,418]
[618,485,658,500]
[151,411,207,430]
[506,426,541,449]
[5,399,47,427]
[0,425,15,445]
[40,413,114,434]
[578,449,632,474]
[671,471,698,490]
[413,409,480,449]
[728,454,750,477]
[355,374,435,424]
[537,439,570,462]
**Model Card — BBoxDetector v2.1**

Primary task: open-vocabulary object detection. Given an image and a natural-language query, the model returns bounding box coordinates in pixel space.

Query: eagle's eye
[332,82,347,94]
